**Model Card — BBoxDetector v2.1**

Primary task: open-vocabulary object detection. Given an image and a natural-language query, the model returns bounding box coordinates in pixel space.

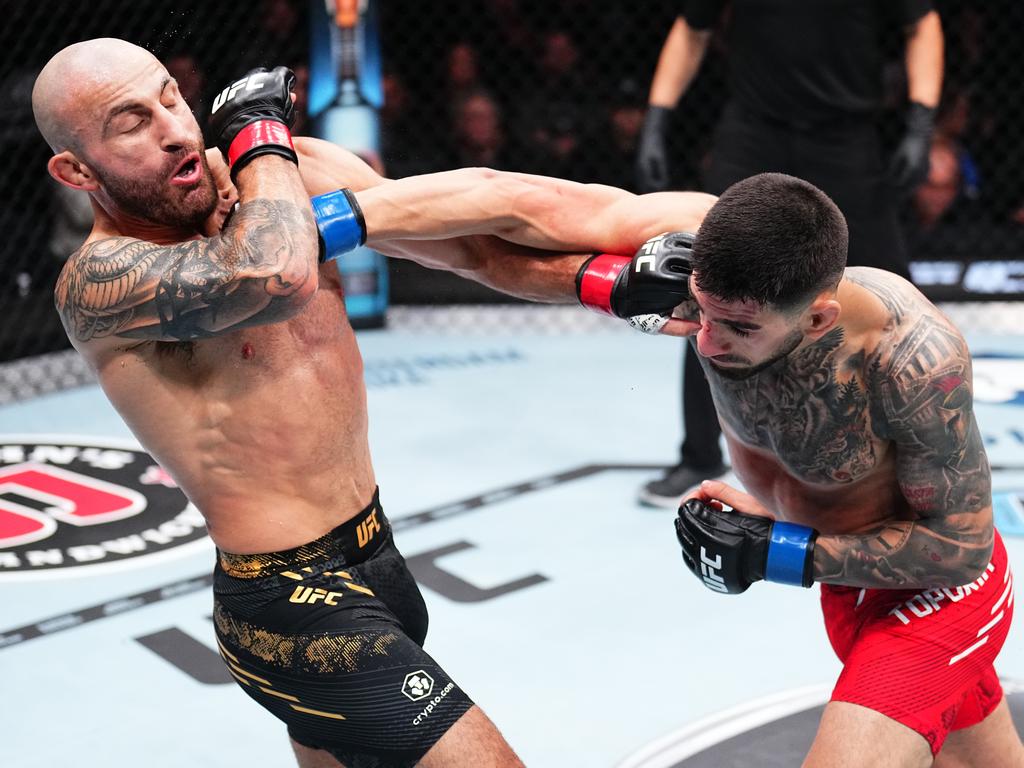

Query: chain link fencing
[1,0,1022,364]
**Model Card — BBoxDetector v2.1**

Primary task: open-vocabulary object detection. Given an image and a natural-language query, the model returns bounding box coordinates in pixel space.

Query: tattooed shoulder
[845,267,924,332]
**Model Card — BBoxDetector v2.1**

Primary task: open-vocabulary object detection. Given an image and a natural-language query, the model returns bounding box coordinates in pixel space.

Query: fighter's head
[33,38,217,233]
[689,173,848,380]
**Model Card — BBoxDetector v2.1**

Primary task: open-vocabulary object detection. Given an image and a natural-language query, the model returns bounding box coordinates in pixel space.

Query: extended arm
[293,136,715,303]
[355,167,715,254]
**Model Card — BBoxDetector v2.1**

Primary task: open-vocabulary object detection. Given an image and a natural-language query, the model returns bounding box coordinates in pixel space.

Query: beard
[98,149,218,232]
[707,328,805,381]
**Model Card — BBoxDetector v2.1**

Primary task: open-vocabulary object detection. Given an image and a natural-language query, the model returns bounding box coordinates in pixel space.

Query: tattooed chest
[710,339,885,484]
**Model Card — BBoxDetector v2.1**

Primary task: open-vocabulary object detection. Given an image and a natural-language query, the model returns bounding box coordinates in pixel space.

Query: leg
[803,701,932,768]
[292,739,346,768]
[418,705,523,767]
[933,697,1024,768]
[290,706,521,768]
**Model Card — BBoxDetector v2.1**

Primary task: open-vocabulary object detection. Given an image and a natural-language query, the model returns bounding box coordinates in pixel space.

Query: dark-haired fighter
[34,38,711,768]
[669,173,1021,767]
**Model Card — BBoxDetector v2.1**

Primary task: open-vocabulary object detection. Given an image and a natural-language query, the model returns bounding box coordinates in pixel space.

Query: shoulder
[848,270,973,425]
[55,236,164,314]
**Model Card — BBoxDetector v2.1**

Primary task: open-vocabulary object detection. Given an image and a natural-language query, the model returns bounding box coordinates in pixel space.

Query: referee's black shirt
[681,0,933,124]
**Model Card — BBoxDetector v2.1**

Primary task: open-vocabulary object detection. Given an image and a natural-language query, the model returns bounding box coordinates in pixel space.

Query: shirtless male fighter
[669,172,1022,767]
[34,39,712,767]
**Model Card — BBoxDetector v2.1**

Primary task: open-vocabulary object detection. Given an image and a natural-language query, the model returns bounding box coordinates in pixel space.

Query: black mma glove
[207,66,298,179]
[887,101,936,191]
[576,231,694,325]
[675,499,817,594]
[636,106,672,193]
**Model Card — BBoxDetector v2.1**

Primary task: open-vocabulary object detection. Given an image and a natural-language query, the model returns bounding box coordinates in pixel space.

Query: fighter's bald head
[33,38,161,152]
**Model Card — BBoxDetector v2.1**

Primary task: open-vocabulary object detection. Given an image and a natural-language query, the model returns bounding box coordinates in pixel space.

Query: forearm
[904,10,943,108]
[226,156,320,287]
[361,171,713,256]
[648,18,711,108]
[377,235,585,303]
[813,515,993,589]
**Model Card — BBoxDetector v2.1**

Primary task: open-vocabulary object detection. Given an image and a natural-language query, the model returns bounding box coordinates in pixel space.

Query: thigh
[934,697,1024,768]
[418,705,523,768]
[214,541,474,766]
[804,701,932,768]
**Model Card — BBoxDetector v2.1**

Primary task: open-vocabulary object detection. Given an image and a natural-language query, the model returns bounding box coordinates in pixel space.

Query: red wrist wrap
[227,120,295,167]
[579,254,630,316]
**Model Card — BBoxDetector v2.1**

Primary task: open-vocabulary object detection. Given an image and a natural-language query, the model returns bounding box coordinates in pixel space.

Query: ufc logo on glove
[212,74,268,114]
[699,547,729,593]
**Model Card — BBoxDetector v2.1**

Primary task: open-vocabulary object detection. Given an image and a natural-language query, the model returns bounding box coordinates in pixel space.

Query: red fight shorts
[820,529,1014,755]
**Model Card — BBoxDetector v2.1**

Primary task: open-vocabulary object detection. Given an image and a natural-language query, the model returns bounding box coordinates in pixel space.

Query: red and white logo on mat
[0,437,206,575]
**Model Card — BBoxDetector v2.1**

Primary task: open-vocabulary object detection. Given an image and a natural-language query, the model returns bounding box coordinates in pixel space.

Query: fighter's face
[688,277,806,381]
[82,60,217,231]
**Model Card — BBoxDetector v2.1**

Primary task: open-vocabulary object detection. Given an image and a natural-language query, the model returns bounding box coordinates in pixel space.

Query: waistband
[217,488,388,579]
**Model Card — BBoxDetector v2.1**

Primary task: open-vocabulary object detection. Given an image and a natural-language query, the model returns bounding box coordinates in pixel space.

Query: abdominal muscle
[93,269,377,554]
[723,431,915,536]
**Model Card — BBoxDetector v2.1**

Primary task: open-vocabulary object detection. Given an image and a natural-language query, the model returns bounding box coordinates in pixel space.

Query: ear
[48,151,99,192]
[803,294,841,341]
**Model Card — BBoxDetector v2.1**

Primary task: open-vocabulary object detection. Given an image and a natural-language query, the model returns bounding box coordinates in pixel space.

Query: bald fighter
[35,39,711,767]
[667,173,1022,767]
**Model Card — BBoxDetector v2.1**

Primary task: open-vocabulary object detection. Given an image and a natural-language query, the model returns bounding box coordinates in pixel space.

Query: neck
[90,195,198,245]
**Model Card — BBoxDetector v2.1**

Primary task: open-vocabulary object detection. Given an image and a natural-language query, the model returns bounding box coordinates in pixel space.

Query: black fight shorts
[213,489,473,767]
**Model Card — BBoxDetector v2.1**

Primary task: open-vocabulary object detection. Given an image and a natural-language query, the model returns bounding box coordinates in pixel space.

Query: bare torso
[700,267,970,536]
[84,265,375,553]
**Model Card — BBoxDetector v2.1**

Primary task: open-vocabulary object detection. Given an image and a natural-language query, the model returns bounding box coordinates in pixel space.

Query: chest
[708,357,885,485]
[152,267,351,374]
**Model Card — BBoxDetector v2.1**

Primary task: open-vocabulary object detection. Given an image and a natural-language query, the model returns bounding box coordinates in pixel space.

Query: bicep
[597,190,717,248]
[885,329,992,535]
[481,174,714,253]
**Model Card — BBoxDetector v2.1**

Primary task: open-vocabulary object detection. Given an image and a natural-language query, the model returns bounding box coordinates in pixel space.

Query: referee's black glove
[887,102,936,191]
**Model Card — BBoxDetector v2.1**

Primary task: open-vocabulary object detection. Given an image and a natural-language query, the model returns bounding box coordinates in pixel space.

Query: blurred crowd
[2,0,1023,329]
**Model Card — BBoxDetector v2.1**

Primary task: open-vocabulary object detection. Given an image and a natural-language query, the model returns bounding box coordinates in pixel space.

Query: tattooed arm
[813,317,994,588]
[55,157,319,345]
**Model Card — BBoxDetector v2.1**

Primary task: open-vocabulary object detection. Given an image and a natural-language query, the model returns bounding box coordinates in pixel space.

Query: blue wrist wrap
[311,188,366,262]
[764,521,816,587]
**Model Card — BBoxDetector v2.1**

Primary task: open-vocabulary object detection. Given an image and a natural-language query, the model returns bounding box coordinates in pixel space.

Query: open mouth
[170,153,202,186]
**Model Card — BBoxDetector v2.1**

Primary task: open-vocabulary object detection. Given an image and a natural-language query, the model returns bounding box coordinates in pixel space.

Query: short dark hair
[692,173,848,310]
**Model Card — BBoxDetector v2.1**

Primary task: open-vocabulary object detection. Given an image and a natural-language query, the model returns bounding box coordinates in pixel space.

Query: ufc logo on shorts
[289,586,343,606]
[699,546,729,593]
[356,509,381,548]
[211,74,267,113]
[634,233,666,273]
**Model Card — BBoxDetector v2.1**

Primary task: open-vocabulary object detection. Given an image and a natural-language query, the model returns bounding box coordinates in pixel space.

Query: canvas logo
[973,353,1024,407]
[0,437,206,576]
[402,670,435,702]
